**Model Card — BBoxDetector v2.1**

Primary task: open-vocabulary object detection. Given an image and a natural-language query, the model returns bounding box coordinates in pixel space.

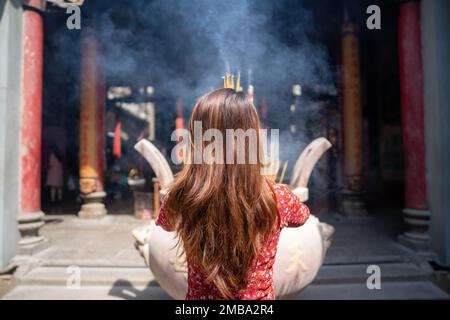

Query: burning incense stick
[236,72,242,92]
[223,73,243,91]
[272,160,281,181]
[227,73,232,89]
[224,73,230,88]
[247,85,254,104]
[279,161,288,184]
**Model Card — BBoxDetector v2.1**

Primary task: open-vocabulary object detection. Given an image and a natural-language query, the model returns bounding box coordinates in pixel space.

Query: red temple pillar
[78,29,107,218]
[175,99,184,163]
[96,55,106,191]
[340,22,367,216]
[17,0,48,252]
[397,1,430,251]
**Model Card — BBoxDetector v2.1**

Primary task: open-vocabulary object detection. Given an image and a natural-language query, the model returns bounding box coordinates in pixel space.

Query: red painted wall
[398,2,428,210]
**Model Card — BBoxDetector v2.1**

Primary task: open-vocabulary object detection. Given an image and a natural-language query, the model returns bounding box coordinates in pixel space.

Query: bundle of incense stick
[270,160,289,184]
[223,72,242,92]
[279,160,288,184]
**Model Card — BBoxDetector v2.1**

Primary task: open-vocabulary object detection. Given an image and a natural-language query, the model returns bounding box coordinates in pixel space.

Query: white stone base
[78,192,107,219]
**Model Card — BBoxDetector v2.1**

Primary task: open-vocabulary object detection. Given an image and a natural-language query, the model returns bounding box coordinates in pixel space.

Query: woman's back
[156,181,310,300]
[156,88,310,299]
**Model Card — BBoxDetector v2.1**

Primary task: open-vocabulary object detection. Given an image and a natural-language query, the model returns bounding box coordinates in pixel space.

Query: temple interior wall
[0,0,22,270]
[421,0,450,266]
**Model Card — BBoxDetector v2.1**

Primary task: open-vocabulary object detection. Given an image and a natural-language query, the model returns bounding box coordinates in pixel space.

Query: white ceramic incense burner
[132,138,334,299]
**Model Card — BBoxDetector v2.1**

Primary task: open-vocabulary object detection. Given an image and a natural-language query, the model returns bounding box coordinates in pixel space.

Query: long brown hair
[165,88,279,298]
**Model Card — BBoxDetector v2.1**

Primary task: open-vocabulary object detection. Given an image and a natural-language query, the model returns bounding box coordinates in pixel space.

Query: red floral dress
[156,182,310,300]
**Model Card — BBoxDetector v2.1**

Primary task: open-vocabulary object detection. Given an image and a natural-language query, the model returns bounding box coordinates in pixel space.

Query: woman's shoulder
[267,180,291,196]
[267,180,310,228]
[266,180,296,205]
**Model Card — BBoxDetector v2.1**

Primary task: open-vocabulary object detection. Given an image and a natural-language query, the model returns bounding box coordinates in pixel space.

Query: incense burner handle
[290,137,332,191]
[134,139,174,189]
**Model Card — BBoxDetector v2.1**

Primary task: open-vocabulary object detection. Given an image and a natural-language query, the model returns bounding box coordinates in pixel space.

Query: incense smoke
[95,0,333,104]
[45,0,335,195]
